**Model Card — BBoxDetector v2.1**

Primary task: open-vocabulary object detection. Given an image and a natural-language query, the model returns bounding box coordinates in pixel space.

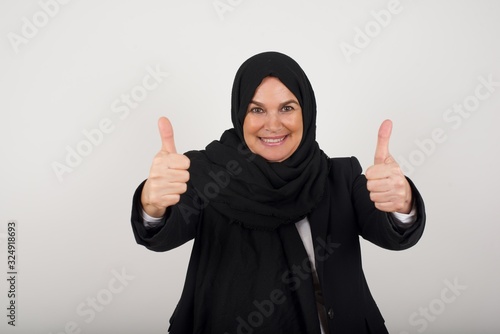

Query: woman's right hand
[141,117,191,218]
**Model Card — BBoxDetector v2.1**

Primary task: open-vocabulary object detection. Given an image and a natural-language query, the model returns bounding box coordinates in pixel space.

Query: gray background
[1,0,499,333]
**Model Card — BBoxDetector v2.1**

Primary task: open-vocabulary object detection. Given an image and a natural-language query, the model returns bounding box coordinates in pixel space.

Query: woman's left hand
[365,120,413,214]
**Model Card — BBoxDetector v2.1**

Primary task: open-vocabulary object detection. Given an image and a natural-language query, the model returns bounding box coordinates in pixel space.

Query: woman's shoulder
[326,156,363,176]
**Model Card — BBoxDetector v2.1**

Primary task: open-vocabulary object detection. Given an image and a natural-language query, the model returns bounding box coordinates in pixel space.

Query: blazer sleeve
[350,157,426,250]
[130,179,203,252]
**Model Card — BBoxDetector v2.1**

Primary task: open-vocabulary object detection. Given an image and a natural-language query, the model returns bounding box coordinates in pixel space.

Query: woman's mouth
[259,135,288,146]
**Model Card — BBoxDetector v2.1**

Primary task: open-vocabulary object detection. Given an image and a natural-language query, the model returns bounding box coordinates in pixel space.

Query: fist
[365,120,412,213]
[141,117,190,217]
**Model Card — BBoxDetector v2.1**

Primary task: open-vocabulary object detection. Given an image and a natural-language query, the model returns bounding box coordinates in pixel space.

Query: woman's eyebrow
[248,100,265,107]
[280,99,300,106]
[248,99,299,107]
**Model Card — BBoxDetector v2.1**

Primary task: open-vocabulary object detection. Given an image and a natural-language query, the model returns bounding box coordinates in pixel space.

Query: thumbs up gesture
[141,117,191,218]
[365,120,412,214]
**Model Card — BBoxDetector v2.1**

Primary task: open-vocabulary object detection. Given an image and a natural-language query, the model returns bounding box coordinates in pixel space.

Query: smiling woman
[243,76,304,162]
[131,51,426,334]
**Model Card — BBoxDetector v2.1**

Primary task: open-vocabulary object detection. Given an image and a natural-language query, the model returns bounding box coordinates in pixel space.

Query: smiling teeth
[262,136,286,143]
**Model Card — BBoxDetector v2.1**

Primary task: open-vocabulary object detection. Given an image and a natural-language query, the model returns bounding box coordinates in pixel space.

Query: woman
[131,51,426,334]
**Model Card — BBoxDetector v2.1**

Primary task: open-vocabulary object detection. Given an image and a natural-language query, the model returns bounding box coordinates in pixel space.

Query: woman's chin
[259,150,292,163]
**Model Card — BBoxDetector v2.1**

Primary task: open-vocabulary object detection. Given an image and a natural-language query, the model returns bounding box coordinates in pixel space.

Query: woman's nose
[265,112,283,133]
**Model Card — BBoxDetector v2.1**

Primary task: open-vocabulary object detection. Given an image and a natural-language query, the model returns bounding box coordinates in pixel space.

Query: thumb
[158,117,177,153]
[374,119,393,164]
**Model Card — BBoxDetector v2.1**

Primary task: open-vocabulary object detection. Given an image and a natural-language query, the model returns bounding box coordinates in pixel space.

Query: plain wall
[1,0,499,333]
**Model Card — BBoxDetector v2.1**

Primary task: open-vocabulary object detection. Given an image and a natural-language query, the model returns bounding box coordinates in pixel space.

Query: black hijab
[178,52,328,333]
[186,51,329,230]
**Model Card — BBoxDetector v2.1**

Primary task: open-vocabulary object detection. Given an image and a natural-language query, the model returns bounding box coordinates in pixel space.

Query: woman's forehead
[251,77,300,102]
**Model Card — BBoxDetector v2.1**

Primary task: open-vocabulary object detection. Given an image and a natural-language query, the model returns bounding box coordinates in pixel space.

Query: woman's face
[243,76,303,162]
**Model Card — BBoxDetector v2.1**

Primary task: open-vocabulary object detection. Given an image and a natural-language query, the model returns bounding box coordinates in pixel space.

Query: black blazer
[306,157,425,333]
[131,157,426,334]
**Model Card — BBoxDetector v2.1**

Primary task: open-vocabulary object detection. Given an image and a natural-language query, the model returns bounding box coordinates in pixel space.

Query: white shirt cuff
[142,209,164,228]
[391,201,417,224]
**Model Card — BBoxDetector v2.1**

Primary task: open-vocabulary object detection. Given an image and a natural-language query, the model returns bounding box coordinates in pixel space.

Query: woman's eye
[282,105,294,112]
[250,107,264,114]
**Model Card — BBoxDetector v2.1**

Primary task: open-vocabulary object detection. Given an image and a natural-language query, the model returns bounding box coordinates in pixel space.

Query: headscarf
[175,52,327,333]
[186,51,329,230]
